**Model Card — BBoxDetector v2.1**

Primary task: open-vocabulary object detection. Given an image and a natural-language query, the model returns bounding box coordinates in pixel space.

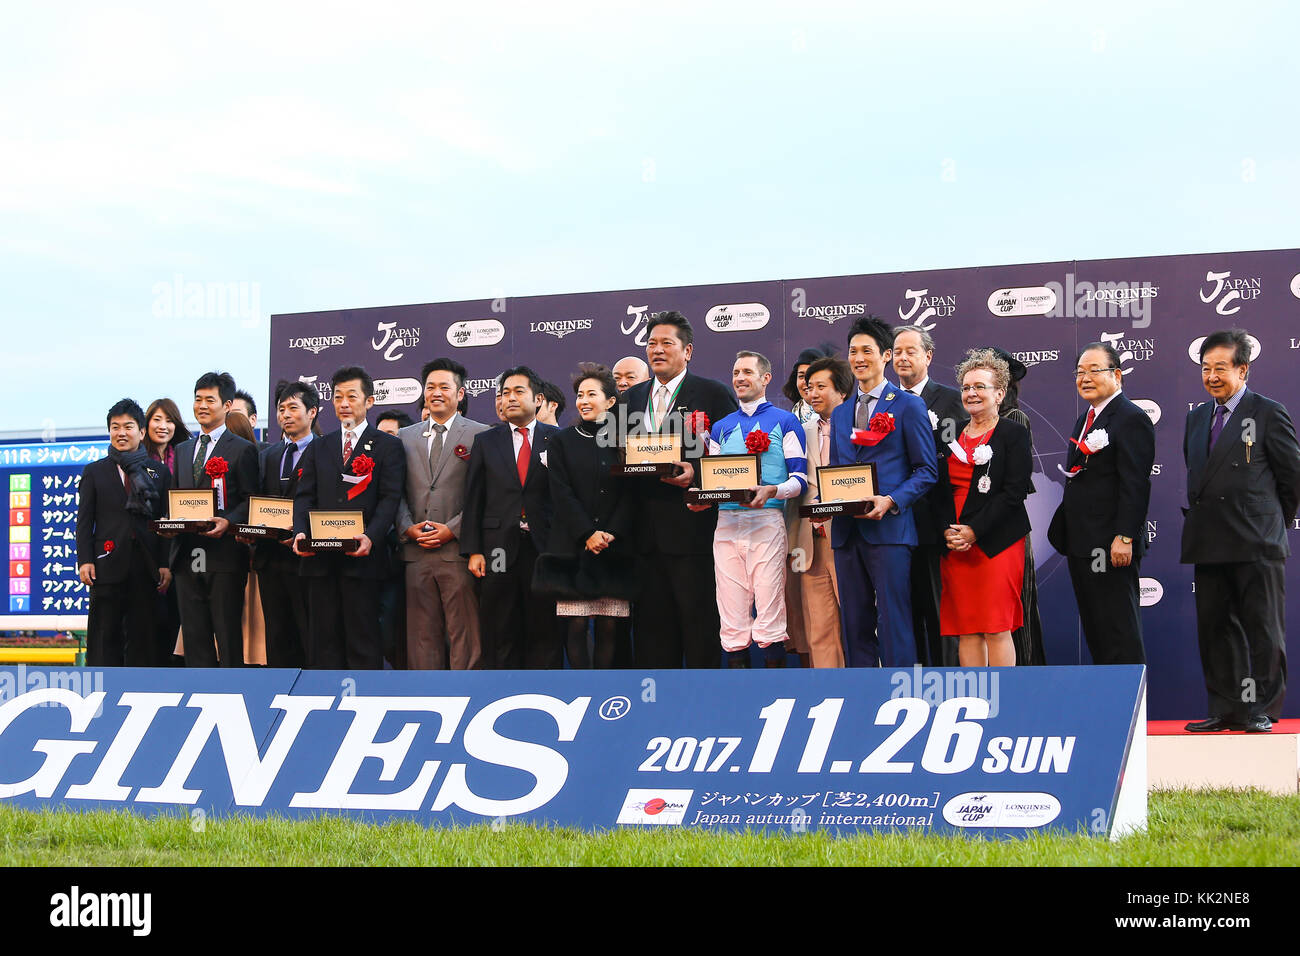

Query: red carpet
[1148,719,1300,736]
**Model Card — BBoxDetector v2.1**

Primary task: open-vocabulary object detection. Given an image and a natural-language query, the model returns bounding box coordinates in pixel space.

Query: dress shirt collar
[908,376,929,396]
[650,368,688,404]
[341,420,367,445]
[1216,385,1248,413]
[1088,389,1123,415]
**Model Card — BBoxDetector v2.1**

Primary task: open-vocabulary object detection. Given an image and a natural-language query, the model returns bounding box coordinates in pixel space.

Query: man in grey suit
[396,358,489,669]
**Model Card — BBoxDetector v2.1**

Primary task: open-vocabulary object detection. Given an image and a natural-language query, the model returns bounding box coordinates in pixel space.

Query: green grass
[1,790,1296,866]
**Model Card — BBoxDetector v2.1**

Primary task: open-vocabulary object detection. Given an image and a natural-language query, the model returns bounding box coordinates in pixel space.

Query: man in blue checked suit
[829,316,938,667]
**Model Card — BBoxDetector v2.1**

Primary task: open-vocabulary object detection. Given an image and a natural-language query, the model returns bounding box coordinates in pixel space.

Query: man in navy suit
[828,316,937,667]
[168,371,260,667]
[292,366,406,670]
[1181,329,1300,733]
[1048,342,1156,666]
[76,399,172,666]
[244,380,318,668]
[461,366,562,668]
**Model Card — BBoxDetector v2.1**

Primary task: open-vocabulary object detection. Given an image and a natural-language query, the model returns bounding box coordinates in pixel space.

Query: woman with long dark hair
[536,363,637,668]
[143,398,191,664]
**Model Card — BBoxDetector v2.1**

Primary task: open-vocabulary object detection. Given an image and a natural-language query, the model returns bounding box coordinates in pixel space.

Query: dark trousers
[834,537,915,668]
[633,552,722,668]
[258,561,309,669]
[87,550,158,667]
[1194,560,1287,721]
[479,533,560,669]
[910,543,944,666]
[175,566,247,667]
[306,574,384,670]
[1068,554,1146,666]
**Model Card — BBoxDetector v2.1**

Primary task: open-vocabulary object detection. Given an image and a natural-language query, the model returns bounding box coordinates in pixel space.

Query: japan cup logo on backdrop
[1199,269,1262,316]
[373,321,421,361]
[897,288,956,331]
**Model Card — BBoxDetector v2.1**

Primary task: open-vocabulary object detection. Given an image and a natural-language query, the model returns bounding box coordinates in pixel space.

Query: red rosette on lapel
[345,453,375,500]
[204,456,229,509]
[744,429,771,454]
[686,411,711,455]
[104,540,115,553]
[454,444,470,461]
[851,412,895,447]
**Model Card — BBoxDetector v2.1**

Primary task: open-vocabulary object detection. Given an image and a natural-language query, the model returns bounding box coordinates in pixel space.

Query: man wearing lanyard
[618,311,738,668]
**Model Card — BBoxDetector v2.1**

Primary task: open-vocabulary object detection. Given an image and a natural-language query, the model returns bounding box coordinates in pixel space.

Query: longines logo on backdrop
[464,377,499,398]
[795,303,866,325]
[1099,332,1155,377]
[897,289,956,330]
[373,321,421,361]
[298,375,332,401]
[1199,270,1261,316]
[288,335,346,355]
[1011,350,1059,368]
[529,318,594,339]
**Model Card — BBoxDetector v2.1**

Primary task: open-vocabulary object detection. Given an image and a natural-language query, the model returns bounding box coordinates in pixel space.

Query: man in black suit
[617,311,738,668]
[243,381,318,668]
[1181,329,1300,733]
[167,371,259,667]
[1047,342,1156,666]
[893,325,968,666]
[461,366,561,668]
[292,366,406,670]
[77,399,172,666]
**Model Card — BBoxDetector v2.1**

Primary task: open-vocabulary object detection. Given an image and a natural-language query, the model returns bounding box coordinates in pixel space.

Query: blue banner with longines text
[0,666,1145,838]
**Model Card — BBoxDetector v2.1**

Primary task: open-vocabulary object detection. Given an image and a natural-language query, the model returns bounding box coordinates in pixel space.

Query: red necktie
[516,427,531,486]
[1082,406,1095,439]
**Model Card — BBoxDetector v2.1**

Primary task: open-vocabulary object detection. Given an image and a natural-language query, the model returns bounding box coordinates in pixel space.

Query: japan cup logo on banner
[622,305,658,346]
[1098,332,1155,378]
[897,288,956,331]
[446,320,505,348]
[373,321,420,361]
[1199,270,1262,316]
[986,287,1058,316]
[705,303,770,333]
[298,375,331,401]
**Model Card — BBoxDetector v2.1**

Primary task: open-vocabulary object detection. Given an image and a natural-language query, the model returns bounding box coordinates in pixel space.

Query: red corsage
[454,444,470,461]
[686,411,711,437]
[205,456,229,479]
[745,429,772,454]
[296,468,303,479]
[851,412,896,447]
[104,540,115,553]
[350,454,375,476]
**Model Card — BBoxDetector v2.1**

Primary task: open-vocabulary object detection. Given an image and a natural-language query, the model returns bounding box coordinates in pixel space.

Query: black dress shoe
[1243,715,1272,733]
[1184,716,1239,732]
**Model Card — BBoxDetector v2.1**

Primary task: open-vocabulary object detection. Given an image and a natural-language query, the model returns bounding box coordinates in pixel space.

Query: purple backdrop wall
[270,249,1300,719]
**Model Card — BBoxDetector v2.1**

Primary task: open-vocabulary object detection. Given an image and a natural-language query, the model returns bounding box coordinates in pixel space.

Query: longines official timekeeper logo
[463,378,499,398]
[794,302,866,325]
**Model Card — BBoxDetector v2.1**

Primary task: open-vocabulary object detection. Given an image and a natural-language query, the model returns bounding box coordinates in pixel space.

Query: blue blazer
[828,385,938,548]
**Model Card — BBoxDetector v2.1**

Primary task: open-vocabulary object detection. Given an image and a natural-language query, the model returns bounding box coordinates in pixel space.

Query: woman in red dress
[937,350,1034,666]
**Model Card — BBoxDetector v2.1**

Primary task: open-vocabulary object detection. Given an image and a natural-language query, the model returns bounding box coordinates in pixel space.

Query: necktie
[281,442,297,481]
[654,385,669,425]
[818,419,830,467]
[1209,403,1228,451]
[343,430,354,465]
[855,392,870,431]
[193,433,211,485]
[516,426,531,486]
[1081,406,1096,440]
[429,423,446,473]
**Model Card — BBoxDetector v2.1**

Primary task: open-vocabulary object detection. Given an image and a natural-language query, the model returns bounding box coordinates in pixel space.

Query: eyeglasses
[959,384,995,394]
[1074,367,1118,379]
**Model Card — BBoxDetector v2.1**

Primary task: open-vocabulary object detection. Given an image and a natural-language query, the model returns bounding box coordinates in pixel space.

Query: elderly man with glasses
[1047,342,1156,666]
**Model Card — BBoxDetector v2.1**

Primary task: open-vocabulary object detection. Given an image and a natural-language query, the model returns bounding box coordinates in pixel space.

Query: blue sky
[3,0,1296,433]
